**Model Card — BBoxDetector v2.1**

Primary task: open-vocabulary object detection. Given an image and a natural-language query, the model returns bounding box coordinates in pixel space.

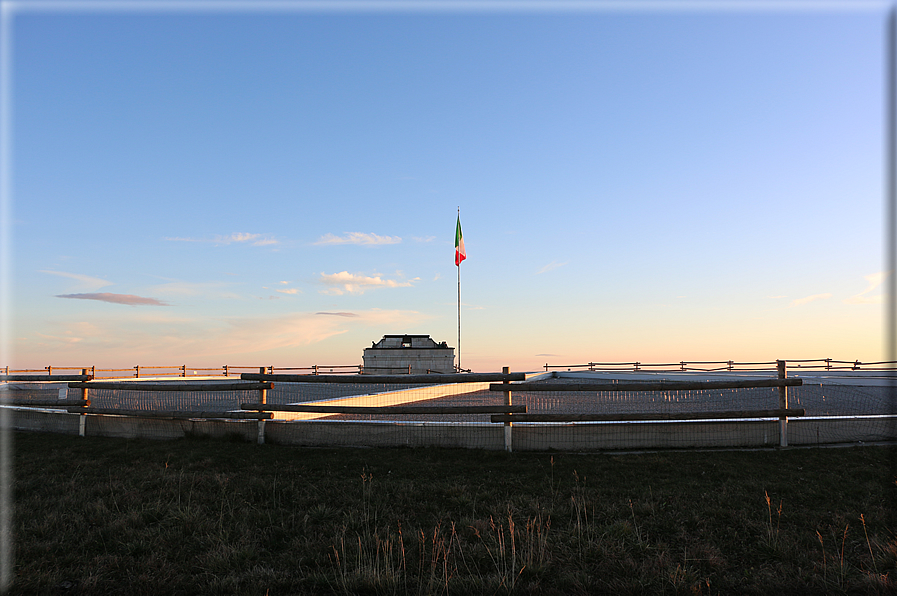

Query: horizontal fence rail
[490,409,806,423]
[64,407,272,420]
[544,359,897,372]
[240,372,526,384]
[1,364,392,379]
[543,361,777,372]
[488,378,804,392]
[66,382,273,392]
[1,374,90,382]
[7,400,88,408]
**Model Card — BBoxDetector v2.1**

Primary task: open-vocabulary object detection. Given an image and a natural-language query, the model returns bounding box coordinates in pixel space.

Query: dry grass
[10,431,897,595]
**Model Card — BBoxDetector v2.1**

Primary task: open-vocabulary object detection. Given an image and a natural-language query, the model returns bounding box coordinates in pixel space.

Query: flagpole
[457,257,461,372]
[457,207,461,372]
[454,208,466,373]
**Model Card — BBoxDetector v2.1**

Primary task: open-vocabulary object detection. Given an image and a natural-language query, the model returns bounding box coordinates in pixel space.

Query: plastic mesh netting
[3,376,894,450]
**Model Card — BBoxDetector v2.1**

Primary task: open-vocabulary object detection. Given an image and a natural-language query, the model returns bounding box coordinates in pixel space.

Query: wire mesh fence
[2,367,894,451]
[509,382,893,417]
[5,380,889,416]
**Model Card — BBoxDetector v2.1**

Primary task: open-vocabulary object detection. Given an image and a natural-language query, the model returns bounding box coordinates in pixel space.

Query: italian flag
[454,215,466,266]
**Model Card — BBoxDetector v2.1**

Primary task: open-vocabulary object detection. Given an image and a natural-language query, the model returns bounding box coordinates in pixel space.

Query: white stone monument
[362,334,455,374]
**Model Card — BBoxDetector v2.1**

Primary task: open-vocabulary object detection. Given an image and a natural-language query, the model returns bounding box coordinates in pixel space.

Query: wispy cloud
[276,288,300,295]
[213,309,428,354]
[844,271,889,305]
[319,271,418,295]
[34,332,83,345]
[314,232,401,246]
[41,270,113,292]
[165,232,277,246]
[316,311,359,317]
[13,308,432,364]
[150,281,238,299]
[790,293,832,307]
[56,293,169,306]
[536,261,567,274]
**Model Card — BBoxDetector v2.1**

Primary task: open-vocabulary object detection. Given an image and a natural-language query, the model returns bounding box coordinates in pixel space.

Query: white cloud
[40,270,113,292]
[314,232,401,246]
[844,271,889,305]
[319,271,418,295]
[165,232,277,246]
[223,232,261,243]
[249,237,279,246]
[536,261,568,275]
[790,293,832,307]
[276,288,300,295]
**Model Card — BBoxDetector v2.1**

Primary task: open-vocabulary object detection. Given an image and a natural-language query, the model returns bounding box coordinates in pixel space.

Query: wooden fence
[543,358,897,373]
[0,364,369,379]
[3,358,894,380]
[0,364,831,450]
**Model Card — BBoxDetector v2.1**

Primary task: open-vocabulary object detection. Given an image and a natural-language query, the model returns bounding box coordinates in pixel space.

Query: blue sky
[3,1,889,372]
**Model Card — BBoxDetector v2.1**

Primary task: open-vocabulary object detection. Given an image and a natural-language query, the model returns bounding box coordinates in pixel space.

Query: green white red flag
[454,215,466,266]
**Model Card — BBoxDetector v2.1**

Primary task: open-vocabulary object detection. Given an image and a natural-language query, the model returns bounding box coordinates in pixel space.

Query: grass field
[10,431,897,595]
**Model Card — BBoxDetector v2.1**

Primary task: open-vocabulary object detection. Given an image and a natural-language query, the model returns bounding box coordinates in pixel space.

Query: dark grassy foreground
[11,432,897,595]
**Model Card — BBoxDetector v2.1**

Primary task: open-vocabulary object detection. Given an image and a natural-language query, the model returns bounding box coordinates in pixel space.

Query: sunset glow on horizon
[2,2,888,373]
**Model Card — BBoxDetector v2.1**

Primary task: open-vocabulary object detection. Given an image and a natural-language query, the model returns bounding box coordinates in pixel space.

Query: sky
[1,1,890,373]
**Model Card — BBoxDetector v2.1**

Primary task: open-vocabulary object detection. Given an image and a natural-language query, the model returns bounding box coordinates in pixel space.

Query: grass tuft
[11,432,897,595]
